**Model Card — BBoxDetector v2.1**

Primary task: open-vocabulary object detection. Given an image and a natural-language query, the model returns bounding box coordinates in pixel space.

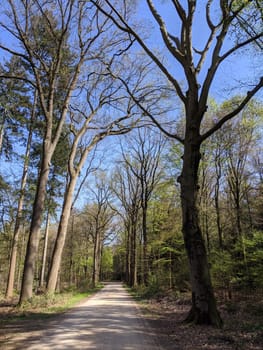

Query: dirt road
[7,282,162,350]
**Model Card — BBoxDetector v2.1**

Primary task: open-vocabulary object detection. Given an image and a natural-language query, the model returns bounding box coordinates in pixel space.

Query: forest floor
[0,287,262,349]
[139,290,263,349]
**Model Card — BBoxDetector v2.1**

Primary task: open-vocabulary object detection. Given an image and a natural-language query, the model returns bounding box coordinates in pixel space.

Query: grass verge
[0,284,104,323]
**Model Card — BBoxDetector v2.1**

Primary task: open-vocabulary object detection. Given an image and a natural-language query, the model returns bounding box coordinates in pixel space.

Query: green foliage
[0,56,32,160]
[101,247,114,281]
[211,231,263,290]
[129,277,183,301]
[241,231,263,288]
[211,250,234,289]
[129,281,165,300]
[148,232,189,291]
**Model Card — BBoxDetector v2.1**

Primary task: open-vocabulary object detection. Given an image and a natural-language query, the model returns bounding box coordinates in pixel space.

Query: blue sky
[0,0,261,100]
[137,1,262,101]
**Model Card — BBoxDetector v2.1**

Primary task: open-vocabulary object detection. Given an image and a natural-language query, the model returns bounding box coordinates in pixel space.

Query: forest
[0,0,262,330]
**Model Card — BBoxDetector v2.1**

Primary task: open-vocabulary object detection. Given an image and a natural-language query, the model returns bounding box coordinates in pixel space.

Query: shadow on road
[8,283,162,350]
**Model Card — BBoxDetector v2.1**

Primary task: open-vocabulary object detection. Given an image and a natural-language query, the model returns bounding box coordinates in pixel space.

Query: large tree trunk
[179,133,222,327]
[6,92,36,299]
[47,179,76,293]
[19,154,51,303]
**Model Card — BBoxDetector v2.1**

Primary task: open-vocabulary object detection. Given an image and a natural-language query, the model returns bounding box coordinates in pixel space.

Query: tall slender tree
[112,154,142,286]
[89,175,114,287]
[121,129,165,284]
[5,90,37,298]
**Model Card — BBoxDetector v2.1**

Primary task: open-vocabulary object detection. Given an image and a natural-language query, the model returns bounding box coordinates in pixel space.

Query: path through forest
[7,282,162,350]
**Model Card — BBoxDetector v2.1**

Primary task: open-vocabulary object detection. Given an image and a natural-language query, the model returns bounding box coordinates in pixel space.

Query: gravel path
[10,282,162,350]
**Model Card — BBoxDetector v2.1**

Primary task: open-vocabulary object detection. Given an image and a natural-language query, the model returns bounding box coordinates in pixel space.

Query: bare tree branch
[90,0,186,103]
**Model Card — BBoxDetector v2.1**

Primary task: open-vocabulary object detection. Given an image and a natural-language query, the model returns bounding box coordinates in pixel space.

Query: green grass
[1,285,104,323]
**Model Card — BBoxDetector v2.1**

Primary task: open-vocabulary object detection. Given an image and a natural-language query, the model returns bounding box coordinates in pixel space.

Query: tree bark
[129,219,137,287]
[125,223,131,284]
[142,203,149,285]
[214,147,223,249]
[6,91,36,299]
[179,131,222,327]
[46,178,77,293]
[0,122,4,154]
[19,152,51,303]
[215,182,223,249]
[39,211,50,289]
[92,228,102,287]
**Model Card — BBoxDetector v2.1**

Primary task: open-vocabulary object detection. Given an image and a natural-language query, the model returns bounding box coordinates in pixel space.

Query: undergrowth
[128,283,181,302]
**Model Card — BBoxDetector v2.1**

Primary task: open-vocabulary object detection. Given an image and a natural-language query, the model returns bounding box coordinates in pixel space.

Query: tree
[39,210,50,289]
[91,0,263,326]
[112,158,142,286]
[0,55,35,297]
[88,175,114,287]
[210,126,226,249]
[60,209,93,289]
[224,105,258,241]
[0,57,30,158]
[5,90,37,298]
[121,128,165,284]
